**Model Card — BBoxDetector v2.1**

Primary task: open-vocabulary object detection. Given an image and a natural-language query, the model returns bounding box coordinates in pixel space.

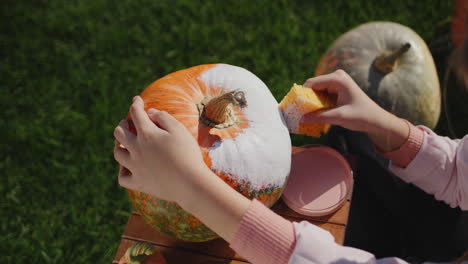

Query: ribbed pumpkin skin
[125,64,291,242]
[316,22,441,129]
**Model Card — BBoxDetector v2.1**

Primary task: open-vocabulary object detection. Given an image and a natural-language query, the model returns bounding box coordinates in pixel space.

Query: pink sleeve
[379,120,424,168]
[289,222,410,264]
[389,127,468,210]
[230,199,295,264]
[230,200,410,264]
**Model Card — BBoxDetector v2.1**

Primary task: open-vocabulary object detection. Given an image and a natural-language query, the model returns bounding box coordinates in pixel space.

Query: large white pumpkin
[316,22,441,129]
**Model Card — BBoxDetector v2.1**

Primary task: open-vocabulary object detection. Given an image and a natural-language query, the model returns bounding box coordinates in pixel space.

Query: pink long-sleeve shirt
[230,123,468,264]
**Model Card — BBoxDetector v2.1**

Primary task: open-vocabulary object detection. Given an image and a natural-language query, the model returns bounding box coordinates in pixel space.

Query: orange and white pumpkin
[125,64,291,241]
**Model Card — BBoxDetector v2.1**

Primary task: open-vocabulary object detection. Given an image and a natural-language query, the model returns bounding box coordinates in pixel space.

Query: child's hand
[302,70,409,152]
[301,69,390,134]
[113,96,250,242]
[113,96,210,204]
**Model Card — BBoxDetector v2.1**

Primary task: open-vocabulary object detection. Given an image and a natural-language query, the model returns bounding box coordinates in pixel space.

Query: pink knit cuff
[379,120,424,168]
[230,199,296,264]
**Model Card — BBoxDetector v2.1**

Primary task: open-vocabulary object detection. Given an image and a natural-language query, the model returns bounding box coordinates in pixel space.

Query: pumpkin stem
[198,89,247,128]
[373,43,411,74]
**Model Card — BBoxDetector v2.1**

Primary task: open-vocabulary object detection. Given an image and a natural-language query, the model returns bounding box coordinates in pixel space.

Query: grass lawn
[1,0,457,263]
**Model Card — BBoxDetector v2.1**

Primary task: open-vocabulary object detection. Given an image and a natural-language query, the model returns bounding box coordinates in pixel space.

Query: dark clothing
[325,126,468,263]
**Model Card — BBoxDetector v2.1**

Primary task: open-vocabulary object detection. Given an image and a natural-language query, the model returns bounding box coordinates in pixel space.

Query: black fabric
[325,126,468,263]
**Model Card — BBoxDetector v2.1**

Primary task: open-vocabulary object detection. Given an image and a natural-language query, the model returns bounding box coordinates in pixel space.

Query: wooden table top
[112,198,351,264]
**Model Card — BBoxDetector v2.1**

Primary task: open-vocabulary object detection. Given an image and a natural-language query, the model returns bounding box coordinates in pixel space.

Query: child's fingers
[116,157,136,190]
[301,108,344,125]
[130,96,154,135]
[119,166,132,177]
[114,144,132,169]
[303,70,347,94]
[148,109,181,133]
[118,169,135,189]
[115,139,127,151]
[114,120,136,150]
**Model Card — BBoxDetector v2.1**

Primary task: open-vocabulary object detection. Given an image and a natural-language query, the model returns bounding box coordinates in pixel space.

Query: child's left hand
[113,96,211,205]
[113,96,251,242]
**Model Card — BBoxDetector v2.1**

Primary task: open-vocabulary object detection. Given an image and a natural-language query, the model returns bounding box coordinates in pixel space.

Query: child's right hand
[301,69,390,134]
[113,96,212,205]
[302,70,409,152]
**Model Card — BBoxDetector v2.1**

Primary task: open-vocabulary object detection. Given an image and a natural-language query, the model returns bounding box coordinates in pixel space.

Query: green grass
[1,0,456,263]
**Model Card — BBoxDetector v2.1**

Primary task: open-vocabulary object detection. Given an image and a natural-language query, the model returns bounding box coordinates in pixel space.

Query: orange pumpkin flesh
[279,84,335,137]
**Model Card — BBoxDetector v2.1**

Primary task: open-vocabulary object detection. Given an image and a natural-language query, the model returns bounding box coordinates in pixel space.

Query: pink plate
[282,146,353,216]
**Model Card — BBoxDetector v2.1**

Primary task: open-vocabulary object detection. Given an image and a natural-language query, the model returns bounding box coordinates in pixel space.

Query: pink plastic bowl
[282,146,353,216]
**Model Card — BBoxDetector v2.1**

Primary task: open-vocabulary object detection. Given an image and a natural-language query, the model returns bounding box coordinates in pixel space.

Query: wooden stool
[112,198,351,263]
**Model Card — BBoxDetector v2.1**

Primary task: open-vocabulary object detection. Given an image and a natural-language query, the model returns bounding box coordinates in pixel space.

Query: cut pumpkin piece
[280,83,336,137]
